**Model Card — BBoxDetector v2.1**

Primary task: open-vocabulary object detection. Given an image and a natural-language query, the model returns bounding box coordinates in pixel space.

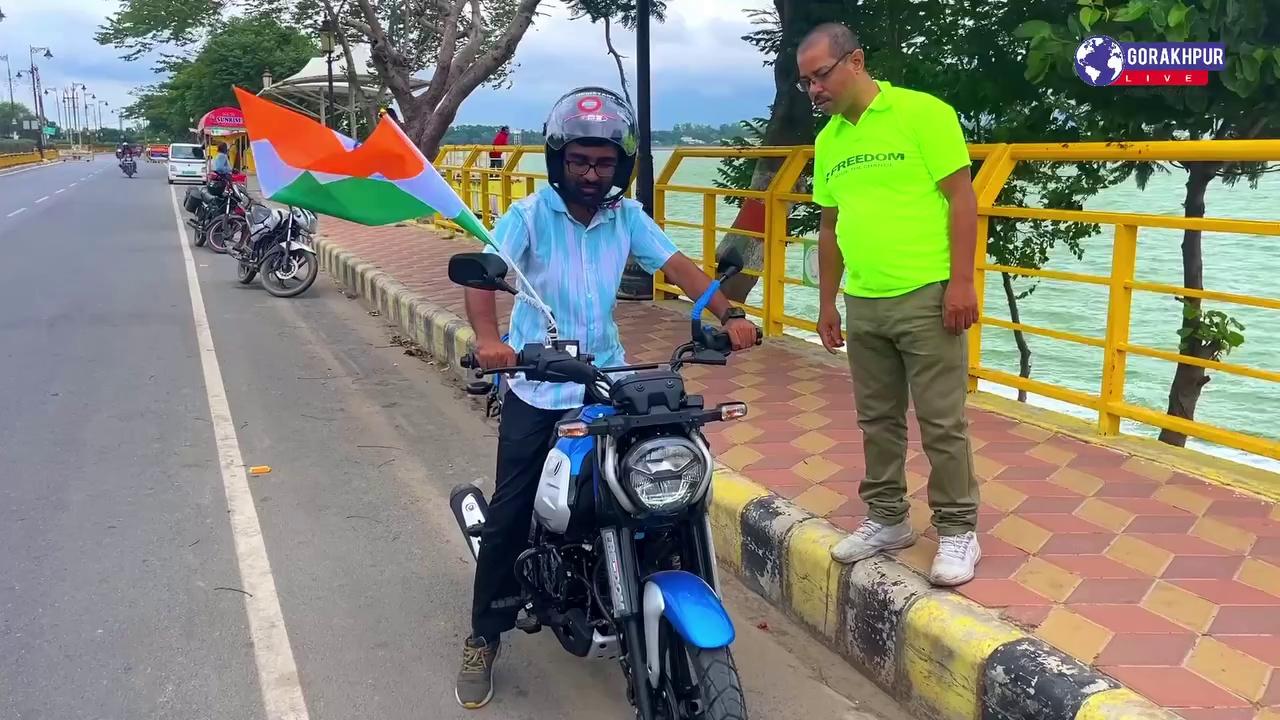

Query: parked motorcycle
[448,249,759,720]
[229,201,319,298]
[182,173,247,252]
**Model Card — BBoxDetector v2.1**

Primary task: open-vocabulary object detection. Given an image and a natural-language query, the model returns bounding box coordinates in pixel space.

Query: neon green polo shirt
[812,81,970,298]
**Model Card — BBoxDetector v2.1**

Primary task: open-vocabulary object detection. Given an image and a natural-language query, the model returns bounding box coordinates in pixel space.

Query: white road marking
[55,188,65,194]
[167,187,311,720]
[0,163,56,179]
[35,196,49,204]
[69,182,77,187]
[7,208,26,217]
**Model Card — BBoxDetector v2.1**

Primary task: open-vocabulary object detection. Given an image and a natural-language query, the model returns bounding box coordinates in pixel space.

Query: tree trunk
[1001,272,1031,403]
[1158,161,1220,447]
[716,0,814,303]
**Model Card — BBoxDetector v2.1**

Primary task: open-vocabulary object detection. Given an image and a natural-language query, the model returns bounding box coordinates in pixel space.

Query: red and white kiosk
[196,106,251,182]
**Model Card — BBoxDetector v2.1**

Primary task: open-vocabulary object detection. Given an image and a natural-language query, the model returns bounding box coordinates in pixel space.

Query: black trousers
[470,392,565,642]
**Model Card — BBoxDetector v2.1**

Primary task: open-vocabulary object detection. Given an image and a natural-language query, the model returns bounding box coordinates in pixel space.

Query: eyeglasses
[566,158,618,177]
[796,51,854,92]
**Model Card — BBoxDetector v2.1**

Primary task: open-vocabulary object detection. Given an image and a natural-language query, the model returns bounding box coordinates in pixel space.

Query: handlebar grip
[460,353,477,369]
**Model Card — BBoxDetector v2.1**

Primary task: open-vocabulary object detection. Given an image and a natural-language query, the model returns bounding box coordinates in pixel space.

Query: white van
[167,143,206,184]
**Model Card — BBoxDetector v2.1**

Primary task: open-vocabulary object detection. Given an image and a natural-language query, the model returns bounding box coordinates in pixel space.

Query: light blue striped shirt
[485,186,678,410]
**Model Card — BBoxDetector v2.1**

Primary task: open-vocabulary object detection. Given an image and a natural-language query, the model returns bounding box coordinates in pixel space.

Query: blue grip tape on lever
[691,279,722,320]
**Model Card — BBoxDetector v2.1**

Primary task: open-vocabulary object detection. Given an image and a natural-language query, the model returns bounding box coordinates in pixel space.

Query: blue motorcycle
[449,249,758,720]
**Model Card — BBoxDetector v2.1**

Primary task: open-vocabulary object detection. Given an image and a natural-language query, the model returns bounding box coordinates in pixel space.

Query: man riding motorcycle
[455,87,758,709]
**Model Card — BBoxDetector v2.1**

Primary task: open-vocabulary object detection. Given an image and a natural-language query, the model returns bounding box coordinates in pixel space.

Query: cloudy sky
[0,0,778,131]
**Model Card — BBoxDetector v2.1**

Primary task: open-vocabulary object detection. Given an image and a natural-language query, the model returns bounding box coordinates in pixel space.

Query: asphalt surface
[0,159,912,720]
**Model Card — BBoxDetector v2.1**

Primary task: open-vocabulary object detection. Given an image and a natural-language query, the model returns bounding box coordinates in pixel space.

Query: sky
[0,0,777,133]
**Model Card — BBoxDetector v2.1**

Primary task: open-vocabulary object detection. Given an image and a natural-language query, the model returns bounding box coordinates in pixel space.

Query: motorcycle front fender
[282,240,315,254]
[642,570,734,687]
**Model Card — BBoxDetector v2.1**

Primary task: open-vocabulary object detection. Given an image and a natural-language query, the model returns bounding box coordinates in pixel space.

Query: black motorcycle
[182,173,247,252]
[228,201,320,298]
[448,250,759,720]
[119,156,137,178]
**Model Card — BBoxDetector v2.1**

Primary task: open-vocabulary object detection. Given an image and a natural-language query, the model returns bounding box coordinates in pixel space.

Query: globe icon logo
[1075,35,1125,86]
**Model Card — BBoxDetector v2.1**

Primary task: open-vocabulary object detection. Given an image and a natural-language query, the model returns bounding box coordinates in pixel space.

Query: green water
[507,151,1280,469]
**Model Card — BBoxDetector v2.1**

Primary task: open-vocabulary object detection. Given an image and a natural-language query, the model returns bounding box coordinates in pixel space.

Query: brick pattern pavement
[320,219,1280,719]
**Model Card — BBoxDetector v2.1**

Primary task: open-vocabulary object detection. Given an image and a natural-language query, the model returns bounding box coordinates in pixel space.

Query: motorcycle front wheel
[259,248,318,298]
[657,631,746,720]
[206,215,245,254]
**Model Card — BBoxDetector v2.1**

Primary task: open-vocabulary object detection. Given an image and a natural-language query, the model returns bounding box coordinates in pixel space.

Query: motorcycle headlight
[622,437,709,514]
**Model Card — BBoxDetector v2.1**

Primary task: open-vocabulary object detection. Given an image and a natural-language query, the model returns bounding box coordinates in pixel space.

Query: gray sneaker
[830,519,917,563]
[455,636,500,709]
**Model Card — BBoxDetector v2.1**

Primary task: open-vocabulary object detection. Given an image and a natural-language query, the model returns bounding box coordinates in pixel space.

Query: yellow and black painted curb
[316,236,1179,720]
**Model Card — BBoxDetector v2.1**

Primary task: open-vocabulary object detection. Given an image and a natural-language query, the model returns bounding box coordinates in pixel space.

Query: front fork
[604,515,723,720]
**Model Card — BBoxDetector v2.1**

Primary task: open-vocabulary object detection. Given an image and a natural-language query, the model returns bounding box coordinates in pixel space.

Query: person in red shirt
[489,125,509,169]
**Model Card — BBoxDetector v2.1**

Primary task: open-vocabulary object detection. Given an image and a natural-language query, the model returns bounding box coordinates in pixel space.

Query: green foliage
[1016,0,1280,138]
[1178,300,1246,358]
[0,137,38,153]
[713,117,821,236]
[565,0,667,28]
[96,0,226,61]
[0,100,35,137]
[123,16,315,139]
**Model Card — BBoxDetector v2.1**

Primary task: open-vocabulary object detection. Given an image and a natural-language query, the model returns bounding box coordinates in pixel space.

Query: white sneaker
[830,519,917,564]
[930,531,982,586]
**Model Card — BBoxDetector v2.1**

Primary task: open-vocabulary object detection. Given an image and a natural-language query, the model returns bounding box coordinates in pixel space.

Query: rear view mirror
[716,248,745,280]
[448,252,516,294]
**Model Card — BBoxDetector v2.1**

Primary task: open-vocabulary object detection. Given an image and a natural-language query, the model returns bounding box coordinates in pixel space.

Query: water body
[512,151,1280,470]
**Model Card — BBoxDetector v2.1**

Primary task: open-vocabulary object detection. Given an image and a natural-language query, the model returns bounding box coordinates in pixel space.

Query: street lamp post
[0,54,13,138]
[25,46,52,157]
[43,86,61,140]
[318,19,336,129]
[84,93,93,147]
[98,100,108,139]
[618,0,655,300]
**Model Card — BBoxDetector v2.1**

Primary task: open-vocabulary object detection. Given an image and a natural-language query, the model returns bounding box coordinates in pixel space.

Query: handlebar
[459,322,762,395]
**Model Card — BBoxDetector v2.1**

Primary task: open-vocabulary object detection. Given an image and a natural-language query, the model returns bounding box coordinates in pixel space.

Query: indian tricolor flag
[233,86,491,242]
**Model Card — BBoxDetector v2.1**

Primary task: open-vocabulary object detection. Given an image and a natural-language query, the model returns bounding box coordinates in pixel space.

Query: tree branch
[448,0,487,87]
[450,0,539,100]
[350,0,417,111]
[416,0,467,115]
[603,16,631,105]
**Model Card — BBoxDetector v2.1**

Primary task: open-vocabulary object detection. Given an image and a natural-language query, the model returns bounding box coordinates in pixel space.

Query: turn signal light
[719,402,749,421]
[557,421,590,438]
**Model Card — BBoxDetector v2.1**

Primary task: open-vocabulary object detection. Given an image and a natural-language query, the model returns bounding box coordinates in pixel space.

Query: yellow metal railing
[435,141,1280,462]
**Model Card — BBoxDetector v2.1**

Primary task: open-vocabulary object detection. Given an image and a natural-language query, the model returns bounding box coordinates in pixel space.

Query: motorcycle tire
[205,215,245,254]
[190,221,207,248]
[259,248,319,298]
[236,261,257,284]
[684,647,746,720]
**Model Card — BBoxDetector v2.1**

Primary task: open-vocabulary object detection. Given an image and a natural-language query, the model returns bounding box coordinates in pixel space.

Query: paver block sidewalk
[320,218,1280,719]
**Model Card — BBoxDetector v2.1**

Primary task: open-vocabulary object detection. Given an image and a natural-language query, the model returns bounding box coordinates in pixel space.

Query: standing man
[489,125,510,169]
[798,22,982,586]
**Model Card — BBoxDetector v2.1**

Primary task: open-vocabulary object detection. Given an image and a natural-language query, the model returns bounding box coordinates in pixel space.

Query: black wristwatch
[720,306,747,324]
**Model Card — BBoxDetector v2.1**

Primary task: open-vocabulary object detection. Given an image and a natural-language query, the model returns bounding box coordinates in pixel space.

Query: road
[0,159,911,720]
